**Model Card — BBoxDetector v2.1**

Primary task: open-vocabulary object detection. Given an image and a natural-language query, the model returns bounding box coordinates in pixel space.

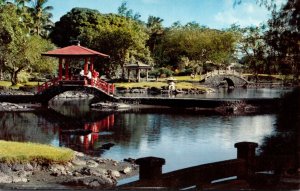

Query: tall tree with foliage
[146,16,164,54]
[50,8,151,79]
[117,1,141,21]
[28,0,53,37]
[0,4,56,85]
[266,0,300,81]
[236,26,268,78]
[157,23,238,73]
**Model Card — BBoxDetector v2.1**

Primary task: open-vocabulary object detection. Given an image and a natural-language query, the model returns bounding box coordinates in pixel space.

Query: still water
[0,88,286,173]
[118,87,291,99]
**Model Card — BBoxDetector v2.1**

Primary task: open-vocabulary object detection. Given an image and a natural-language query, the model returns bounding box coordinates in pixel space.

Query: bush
[176,68,194,76]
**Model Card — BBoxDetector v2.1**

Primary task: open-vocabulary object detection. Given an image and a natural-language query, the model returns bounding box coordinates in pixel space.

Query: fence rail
[119,142,259,189]
[36,78,60,93]
[202,70,244,80]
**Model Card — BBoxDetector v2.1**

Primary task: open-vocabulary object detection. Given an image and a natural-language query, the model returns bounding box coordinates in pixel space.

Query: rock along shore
[0,151,138,189]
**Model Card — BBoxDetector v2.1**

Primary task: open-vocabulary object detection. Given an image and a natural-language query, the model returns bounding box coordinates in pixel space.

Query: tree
[266,0,300,81]
[0,4,56,85]
[157,24,238,72]
[50,8,151,79]
[117,1,141,21]
[235,26,268,79]
[146,16,164,53]
[29,0,53,37]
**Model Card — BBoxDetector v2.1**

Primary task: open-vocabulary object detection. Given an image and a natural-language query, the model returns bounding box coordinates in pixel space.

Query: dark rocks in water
[100,143,115,150]
[61,129,92,135]
[124,158,136,164]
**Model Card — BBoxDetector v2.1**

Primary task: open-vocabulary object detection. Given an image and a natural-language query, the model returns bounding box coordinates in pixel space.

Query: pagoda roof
[42,45,109,58]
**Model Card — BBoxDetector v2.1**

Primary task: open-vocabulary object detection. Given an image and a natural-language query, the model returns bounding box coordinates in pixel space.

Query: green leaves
[0,4,56,85]
[158,25,237,71]
[50,8,151,78]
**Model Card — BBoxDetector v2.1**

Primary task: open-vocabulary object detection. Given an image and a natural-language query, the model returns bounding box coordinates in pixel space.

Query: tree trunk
[10,71,18,85]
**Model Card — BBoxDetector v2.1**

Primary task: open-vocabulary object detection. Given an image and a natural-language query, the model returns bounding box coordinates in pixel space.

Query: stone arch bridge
[201,70,250,87]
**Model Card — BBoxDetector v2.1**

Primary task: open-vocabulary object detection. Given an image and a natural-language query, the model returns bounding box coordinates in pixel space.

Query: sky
[48,0,285,29]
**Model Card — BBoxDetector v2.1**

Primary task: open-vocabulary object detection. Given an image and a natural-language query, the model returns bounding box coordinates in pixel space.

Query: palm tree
[146,16,164,54]
[15,0,30,7]
[14,0,33,32]
[29,0,53,37]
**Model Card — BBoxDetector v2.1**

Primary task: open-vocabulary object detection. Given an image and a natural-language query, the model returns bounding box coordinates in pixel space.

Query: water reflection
[4,87,291,174]
[0,112,58,144]
[59,115,115,155]
[118,87,292,99]
[0,107,277,172]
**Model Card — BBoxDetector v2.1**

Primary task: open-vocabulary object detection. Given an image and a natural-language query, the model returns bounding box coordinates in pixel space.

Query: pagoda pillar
[65,59,69,80]
[90,57,94,72]
[84,57,89,75]
[58,58,63,80]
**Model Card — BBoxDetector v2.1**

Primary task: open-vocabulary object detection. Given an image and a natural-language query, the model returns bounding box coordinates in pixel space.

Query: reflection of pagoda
[59,114,115,155]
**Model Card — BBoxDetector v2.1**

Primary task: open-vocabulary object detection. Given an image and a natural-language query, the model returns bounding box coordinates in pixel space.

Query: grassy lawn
[170,75,202,81]
[0,81,40,89]
[0,81,12,87]
[0,140,74,164]
[114,81,208,90]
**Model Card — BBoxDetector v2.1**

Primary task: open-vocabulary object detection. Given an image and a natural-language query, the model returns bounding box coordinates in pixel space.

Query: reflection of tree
[0,112,57,144]
[259,88,300,172]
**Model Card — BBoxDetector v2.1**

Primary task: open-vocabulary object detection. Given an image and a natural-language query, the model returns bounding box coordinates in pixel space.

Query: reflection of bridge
[201,70,251,87]
[35,108,115,155]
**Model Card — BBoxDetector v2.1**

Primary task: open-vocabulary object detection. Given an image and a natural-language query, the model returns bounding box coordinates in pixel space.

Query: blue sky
[48,0,284,29]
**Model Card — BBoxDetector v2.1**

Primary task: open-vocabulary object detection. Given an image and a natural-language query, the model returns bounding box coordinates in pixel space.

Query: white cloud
[214,0,269,28]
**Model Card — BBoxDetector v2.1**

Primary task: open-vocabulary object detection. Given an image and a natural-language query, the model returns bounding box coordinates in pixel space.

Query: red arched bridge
[34,43,118,104]
[35,77,117,105]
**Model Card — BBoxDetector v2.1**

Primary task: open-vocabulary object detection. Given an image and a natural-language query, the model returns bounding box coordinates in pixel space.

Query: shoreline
[0,151,138,189]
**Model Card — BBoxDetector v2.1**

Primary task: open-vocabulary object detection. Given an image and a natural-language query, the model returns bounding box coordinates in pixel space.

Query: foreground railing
[119,142,259,189]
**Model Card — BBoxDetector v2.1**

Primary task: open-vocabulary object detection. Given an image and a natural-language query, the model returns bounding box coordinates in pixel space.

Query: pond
[0,87,287,174]
[0,107,276,173]
[117,87,292,99]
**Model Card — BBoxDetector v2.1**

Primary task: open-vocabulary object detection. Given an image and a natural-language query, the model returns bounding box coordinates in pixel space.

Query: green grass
[115,81,208,91]
[24,81,39,86]
[171,75,202,81]
[115,81,166,88]
[0,81,40,89]
[0,140,74,164]
[0,81,12,87]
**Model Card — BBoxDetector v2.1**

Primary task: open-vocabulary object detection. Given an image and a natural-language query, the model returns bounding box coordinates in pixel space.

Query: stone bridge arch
[36,85,118,105]
[203,74,249,87]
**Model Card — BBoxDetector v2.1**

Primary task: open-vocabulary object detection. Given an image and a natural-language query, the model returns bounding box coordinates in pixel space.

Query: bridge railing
[91,78,115,95]
[36,77,114,95]
[36,78,60,94]
[204,70,242,79]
